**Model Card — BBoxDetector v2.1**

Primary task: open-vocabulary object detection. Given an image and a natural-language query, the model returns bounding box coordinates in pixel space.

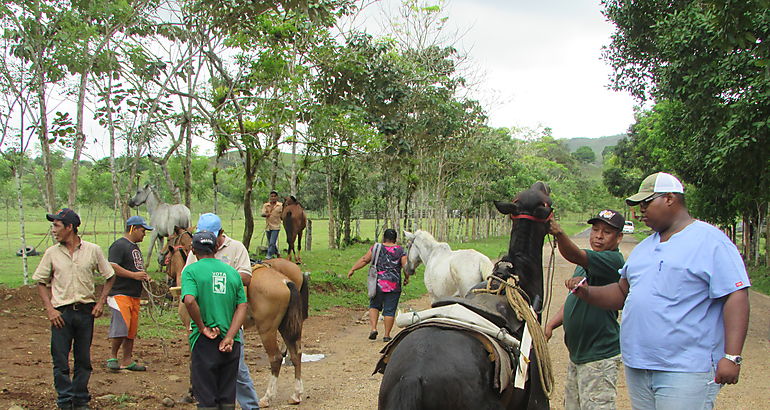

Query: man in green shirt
[181,231,248,410]
[545,209,625,410]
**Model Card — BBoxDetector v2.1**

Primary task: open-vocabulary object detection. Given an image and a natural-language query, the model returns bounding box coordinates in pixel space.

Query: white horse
[128,184,191,267]
[403,230,494,302]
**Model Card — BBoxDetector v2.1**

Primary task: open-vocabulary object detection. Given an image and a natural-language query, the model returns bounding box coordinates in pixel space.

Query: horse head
[402,230,430,277]
[128,184,153,208]
[493,181,553,316]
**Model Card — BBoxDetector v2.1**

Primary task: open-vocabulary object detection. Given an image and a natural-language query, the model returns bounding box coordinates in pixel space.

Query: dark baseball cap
[192,231,217,253]
[46,208,81,227]
[587,209,625,231]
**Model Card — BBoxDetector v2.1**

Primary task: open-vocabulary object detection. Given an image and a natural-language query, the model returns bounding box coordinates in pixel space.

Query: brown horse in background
[281,196,307,264]
[159,226,193,286]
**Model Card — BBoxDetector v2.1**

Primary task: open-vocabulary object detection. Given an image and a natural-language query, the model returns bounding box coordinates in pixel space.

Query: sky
[359,0,639,139]
[67,0,638,160]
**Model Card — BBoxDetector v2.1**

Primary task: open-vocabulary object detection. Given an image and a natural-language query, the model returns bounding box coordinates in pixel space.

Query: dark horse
[377,182,553,410]
[281,195,307,264]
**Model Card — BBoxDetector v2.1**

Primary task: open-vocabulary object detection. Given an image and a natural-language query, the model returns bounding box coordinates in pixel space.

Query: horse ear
[403,230,414,240]
[494,200,519,215]
[531,181,551,196]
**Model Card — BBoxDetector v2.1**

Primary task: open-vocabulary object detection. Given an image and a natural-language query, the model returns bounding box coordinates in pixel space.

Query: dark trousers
[191,336,241,408]
[51,303,95,408]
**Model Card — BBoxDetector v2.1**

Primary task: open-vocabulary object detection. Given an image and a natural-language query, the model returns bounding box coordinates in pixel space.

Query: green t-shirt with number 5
[181,257,247,350]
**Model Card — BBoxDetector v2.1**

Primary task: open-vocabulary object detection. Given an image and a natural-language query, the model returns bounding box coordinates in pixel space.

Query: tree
[602,0,770,263]
[573,146,596,164]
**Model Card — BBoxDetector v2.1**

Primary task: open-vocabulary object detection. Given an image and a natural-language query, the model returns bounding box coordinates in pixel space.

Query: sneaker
[383,336,392,342]
[368,330,378,340]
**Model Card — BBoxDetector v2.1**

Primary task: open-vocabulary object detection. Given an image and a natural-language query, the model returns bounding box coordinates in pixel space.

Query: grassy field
[0,203,591,289]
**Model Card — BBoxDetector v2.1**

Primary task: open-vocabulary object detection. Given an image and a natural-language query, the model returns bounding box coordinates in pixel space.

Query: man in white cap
[106,215,153,372]
[183,213,259,410]
[569,172,750,409]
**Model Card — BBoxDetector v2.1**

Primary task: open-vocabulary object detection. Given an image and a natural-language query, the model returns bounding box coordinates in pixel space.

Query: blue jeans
[236,329,260,409]
[266,230,279,259]
[51,304,95,408]
[624,365,721,410]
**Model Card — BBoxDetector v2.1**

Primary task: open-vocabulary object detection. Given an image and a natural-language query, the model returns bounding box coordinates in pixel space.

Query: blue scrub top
[620,221,750,372]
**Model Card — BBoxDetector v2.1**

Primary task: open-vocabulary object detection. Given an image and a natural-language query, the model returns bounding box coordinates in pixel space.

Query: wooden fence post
[305,219,312,251]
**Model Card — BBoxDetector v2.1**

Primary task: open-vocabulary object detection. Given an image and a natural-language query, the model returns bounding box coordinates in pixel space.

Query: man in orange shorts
[106,215,153,371]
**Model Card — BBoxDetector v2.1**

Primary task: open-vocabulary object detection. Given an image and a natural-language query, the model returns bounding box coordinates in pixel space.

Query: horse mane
[414,230,451,251]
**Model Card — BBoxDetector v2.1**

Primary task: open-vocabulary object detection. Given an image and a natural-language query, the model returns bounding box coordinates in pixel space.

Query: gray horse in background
[128,184,191,267]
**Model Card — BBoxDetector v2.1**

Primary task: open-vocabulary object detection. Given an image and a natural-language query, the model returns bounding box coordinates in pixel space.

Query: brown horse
[177,257,309,407]
[281,196,307,264]
[248,258,309,407]
[160,226,193,286]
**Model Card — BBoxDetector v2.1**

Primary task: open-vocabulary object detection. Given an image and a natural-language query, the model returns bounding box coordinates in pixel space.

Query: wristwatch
[724,354,743,365]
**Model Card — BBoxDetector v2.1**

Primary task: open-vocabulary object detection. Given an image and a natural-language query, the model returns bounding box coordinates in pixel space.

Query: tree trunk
[242,150,256,250]
[325,171,337,249]
[184,115,192,208]
[290,128,298,196]
[104,75,126,223]
[68,72,90,207]
[765,203,769,267]
[13,165,29,285]
[35,75,55,213]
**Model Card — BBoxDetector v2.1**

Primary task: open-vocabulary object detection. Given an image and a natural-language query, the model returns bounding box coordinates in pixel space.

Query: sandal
[106,358,120,371]
[122,362,147,371]
[368,330,378,340]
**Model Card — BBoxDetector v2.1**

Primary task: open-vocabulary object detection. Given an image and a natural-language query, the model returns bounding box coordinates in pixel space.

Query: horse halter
[509,204,554,224]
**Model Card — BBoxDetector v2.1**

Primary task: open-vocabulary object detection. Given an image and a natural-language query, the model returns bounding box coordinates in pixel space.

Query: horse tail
[278,281,303,344]
[380,375,423,410]
[300,272,310,320]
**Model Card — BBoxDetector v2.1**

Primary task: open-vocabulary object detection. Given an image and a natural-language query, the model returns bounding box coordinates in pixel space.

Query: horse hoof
[288,397,301,405]
[259,398,270,408]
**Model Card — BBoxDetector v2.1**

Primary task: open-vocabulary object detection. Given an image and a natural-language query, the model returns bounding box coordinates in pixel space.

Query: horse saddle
[375,319,515,393]
[432,297,515,334]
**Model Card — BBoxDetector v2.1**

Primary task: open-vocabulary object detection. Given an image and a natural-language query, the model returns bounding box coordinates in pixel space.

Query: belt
[57,302,95,311]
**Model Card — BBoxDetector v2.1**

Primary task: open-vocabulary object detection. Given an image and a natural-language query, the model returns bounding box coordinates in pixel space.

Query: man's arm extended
[549,221,588,267]
[570,276,628,310]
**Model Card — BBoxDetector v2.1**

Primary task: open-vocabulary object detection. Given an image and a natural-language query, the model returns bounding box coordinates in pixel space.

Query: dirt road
[0,234,768,409]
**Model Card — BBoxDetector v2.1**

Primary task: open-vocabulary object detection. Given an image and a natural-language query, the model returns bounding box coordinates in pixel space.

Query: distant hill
[561,134,626,165]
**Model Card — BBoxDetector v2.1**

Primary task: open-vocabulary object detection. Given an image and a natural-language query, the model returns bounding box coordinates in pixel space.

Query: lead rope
[474,275,554,399]
[542,234,557,326]
[141,279,170,357]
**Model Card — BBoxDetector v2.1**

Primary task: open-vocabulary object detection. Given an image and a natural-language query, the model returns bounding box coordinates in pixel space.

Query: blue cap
[126,215,153,230]
[192,231,217,253]
[196,213,222,233]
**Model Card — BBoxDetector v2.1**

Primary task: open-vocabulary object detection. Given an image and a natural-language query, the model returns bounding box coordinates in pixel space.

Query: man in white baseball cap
[568,172,750,409]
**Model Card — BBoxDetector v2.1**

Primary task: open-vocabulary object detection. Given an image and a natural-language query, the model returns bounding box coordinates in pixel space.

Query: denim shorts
[369,291,400,316]
[624,365,721,410]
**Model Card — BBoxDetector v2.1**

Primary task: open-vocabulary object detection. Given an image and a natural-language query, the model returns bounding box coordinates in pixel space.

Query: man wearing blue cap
[105,215,153,372]
[182,213,259,409]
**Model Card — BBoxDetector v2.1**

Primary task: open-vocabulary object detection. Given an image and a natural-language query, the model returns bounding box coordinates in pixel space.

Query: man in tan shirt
[33,208,115,410]
[260,191,283,259]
